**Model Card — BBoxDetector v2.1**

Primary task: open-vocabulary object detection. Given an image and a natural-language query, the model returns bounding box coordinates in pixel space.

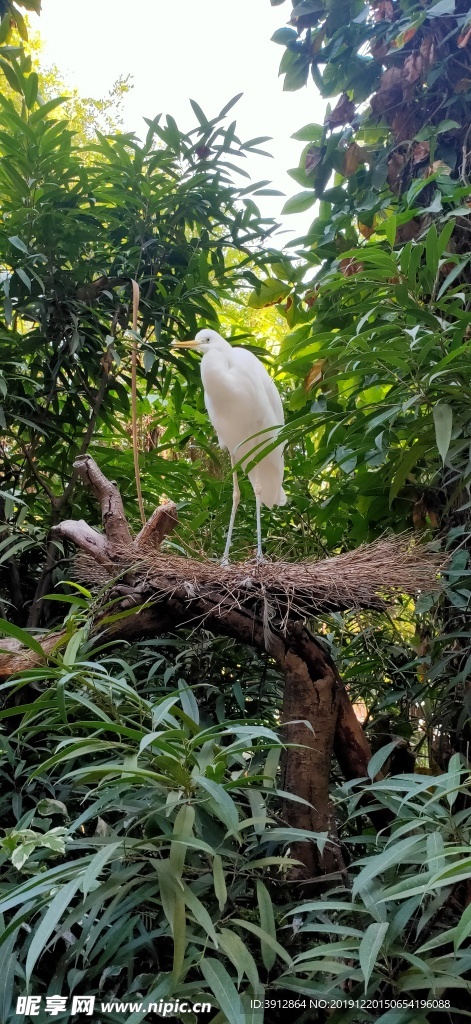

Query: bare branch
[73,456,132,548]
[136,501,178,549]
[50,519,114,568]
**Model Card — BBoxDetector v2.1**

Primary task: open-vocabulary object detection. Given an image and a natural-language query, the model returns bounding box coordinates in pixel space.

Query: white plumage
[171,329,286,562]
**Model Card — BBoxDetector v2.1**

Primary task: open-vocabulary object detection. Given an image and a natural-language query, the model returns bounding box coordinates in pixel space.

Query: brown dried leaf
[339,257,364,277]
[304,288,319,308]
[326,92,355,128]
[305,360,326,390]
[458,24,471,48]
[305,145,322,174]
[413,140,430,164]
[391,110,415,142]
[371,66,404,117]
[343,141,364,176]
[430,159,452,175]
[352,700,368,723]
[373,0,393,20]
[403,25,418,45]
[387,150,405,187]
[395,218,421,243]
[454,77,471,92]
[370,39,389,59]
[403,52,423,85]
[358,221,375,239]
[420,34,435,71]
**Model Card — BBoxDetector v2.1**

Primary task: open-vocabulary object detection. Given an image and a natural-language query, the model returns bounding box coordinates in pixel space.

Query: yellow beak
[170,340,200,349]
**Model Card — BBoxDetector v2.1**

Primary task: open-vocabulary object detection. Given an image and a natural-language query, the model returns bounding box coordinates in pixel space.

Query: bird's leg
[254,471,264,563]
[221,465,240,566]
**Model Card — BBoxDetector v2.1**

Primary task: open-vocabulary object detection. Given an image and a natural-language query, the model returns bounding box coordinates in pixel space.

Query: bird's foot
[247,553,265,566]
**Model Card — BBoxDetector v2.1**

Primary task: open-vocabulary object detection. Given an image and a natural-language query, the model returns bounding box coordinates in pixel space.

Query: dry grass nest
[75,536,445,622]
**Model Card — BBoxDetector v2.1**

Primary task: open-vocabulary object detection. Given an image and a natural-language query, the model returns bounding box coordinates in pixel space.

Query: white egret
[171,329,286,563]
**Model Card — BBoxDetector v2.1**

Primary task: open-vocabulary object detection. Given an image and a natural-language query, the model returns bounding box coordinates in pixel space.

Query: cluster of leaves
[0,614,319,1023]
[271,0,471,244]
[3,612,471,1021]
[0,56,289,625]
[3,610,471,1023]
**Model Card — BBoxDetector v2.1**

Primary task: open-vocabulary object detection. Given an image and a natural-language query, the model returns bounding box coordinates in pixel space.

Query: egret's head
[171,329,229,354]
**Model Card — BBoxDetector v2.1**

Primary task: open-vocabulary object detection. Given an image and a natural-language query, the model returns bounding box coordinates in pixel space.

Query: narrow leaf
[256,880,276,971]
[432,403,453,464]
[201,958,244,1024]
[25,876,82,984]
[359,922,389,991]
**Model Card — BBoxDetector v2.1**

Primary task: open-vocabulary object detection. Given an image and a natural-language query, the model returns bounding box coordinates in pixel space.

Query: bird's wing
[231,348,284,426]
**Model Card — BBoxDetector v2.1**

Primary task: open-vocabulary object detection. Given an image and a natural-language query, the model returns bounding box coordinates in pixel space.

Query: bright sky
[31,0,325,242]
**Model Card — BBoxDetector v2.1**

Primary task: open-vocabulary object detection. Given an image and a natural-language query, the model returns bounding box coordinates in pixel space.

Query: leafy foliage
[1,1,471,1020]
[0,63,285,625]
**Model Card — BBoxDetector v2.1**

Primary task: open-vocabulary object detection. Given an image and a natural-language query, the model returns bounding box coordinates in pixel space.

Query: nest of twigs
[56,458,444,627]
[74,535,444,624]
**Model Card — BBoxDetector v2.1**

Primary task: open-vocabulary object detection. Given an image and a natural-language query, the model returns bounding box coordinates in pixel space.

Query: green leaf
[353,835,426,897]
[8,235,29,254]
[23,71,38,110]
[291,123,323,143]
[432,403,453,464]
[454,902,471,952]
[0,14,11,45]
[172,891,186,981]
[201,958,244,1024]
[425,223,438,277]
[218,927,259,990]
[11,6,28,40]
[272,28,298,45]
[25,876,82,984]
[247,278,291,308]
[197,776,239,832]
[82,841,121,898]
[232,919,292,967]
[359,922,388,992]
[384,215,397,248]
[36,799,68,817]
[389,442,428,504]
[11,843,35,870]
[181,881,218,945]
[282,191,317,215]
[427,0,455,15]
[189,98,208,126]
[0,617,45,658]
[219,93,243,117]
[0,58,22,93]
[213,854,227,912]
[256,880,277,971]
[170,803,195,881]
[29,96,67,122]
[436,257,470,299]
[62,626,88,667]
[367,740,402,779]
[15,267,31,290]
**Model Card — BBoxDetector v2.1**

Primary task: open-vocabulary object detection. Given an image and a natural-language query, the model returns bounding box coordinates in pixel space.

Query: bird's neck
[201,345,231,382]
